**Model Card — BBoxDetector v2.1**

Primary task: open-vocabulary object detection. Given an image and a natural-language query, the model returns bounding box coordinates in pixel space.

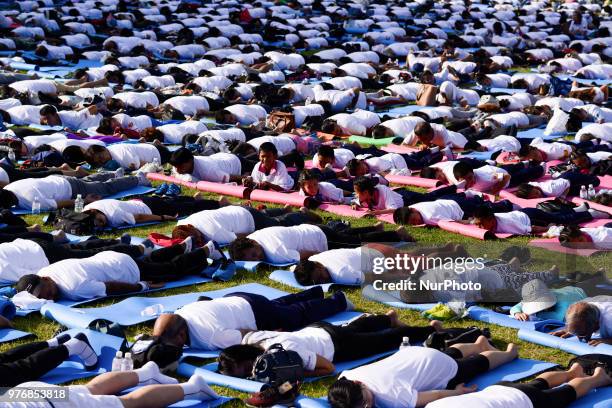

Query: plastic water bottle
[112,351,123,372]
[399,336,410,350]
[31,196,41,215]
[368,102,375,112]
[7,148,15,162]
[121,352,133,371]
[74,194,84,213]
[579,185,588,199]
[305,97,312,105]
[141,303,165,317]
[152,156,160,170]
[587,184,596,200]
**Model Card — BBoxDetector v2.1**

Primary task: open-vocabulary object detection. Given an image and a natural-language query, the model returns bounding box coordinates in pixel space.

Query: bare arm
[304,355,335,377]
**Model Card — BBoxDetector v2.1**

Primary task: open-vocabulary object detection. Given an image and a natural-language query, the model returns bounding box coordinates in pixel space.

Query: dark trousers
[230,286,347,331]
[244,206,315,229]
[502,163,545,187]
[496,379,576,408]
[155,144,171,164]
[318,314,436,362]
[136,245,209,282]
[308,168,353,191]
[0,163,62,182]
[140,196,220,217]
[401,150,443,170]
[340,144,386,157]
[318,225,402,249]
[521,207,592,227]
[559,171,600,196]
[33,238,142,264]
[444,347,490,389]
[0,231,52,244]
[442,193,514,218]
[0,342,68,387]
[396,185,457,206]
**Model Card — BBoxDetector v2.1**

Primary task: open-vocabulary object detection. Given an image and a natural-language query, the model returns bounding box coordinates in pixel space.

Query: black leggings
[443,347,490,389]
[136,244,209,282]
[496,378,577,408]
[32,238,143,263]
[155,144,171,164]
[0,342,68,387]
[318,225,403,249]
[244,206,317,229]
[318,315,435,362]
[140,196,220,217]
[0,163,62,182]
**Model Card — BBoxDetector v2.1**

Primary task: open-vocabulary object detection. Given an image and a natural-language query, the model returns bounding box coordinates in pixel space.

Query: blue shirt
[511,286,587,322]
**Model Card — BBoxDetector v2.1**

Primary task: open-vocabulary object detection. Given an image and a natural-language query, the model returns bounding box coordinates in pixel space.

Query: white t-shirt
[0,167,9,184]
[299,181,345,203]
[108,143,161,169]
[163,96,209,116]
[581,227,612,250]
[472,165,509,192]
[307,247,383,284]
[37,251,140,300]
[4,176,72,210]
[243,327,334,371]
[365,153,408,173]
[527,179,571,197]
[410,200,464,225]
[0,239,49,283]
[341,347,458,408]
[177,206,255,244]
[368,185,404,210]
[494,211,532,235]
[250,160,294,191]
[247,225,328,263]
[3,382,123,408]
[312,148,355,168]
[425,385,534,408]
[175,297,257,350]
[83,199,152,227]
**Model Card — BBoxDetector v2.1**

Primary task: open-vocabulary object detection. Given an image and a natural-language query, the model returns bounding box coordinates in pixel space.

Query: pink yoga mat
[377,213,396,224]
[571,197,612,213]
[146,173,197,189]
[385,174,443,188]
[318,203,368,218]
[437,220,513,240]
[579,218,612,228]
[195,181,250,199]
[498,189,551,208]
[599,175,612,189]
[529,238,604,256]
[249,190,307,207]
[381,144,419,154]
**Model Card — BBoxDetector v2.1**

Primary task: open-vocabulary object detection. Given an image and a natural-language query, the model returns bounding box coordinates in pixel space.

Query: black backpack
[249,343,304,386]
[424,326,491,350]
[126,334,184,373]
[47,209,96,235]
[536,197,576,214]
[568,354,612,375]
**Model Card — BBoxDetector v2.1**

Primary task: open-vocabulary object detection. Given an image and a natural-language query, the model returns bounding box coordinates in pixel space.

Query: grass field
[3,180,609,404]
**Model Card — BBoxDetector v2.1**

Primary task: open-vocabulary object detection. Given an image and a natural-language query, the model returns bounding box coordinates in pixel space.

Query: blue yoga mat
[361,284,436,311]
[518,328,612,356]
[167,397,234,408]
[474,86,527,95]
[269,269,360,292]
[19,275,213,317]
[40,329,124,384]
[556,75,612,86]
[378,105,422,117]
[516,128,562,140]
[458,150,495,161]
[0,328,33,344]
[569,387,612,408]
[41,283,289,328]
[467,306,565,332]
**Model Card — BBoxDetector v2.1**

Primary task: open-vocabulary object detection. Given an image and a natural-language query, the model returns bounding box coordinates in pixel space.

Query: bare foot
[452,244,469,258]
[386,309,400,327]
[218,196,230,206]
[591,367,612,388]
[476,335,497,352]
[396,226,414,242]
[548,264,559,279]
[52,230,67,242]
[506,343,519,358]
[374,221,384,232]
[27,224,41,232]
[59,163,72,171]
[568,362,587,379]
[430,320,444,333]
[75,166,90,178]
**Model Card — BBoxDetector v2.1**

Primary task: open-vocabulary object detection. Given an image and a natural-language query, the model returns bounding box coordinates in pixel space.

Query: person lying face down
[327,336,519,408]
[218,312,445,378]
[558,225,612,250]
[550,295,612,346]
[151,286,353,350]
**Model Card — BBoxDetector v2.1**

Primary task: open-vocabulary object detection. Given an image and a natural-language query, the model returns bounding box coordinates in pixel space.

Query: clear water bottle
[74,194,84,213]
[7,148,15,162]
[111,351,123,371]
[141,303,165,317]
[152,156,160,170]
[31,196,41,214]
[305,97,312,105]
[579,185,588,199]
[587,184,596,199]
[399,336,410,350]
[121,352,133,371]
[368,102,375,112]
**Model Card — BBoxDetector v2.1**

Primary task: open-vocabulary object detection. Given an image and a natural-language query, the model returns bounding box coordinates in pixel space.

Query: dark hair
[420,167,437,179]
[96,117,114,135]
[218,344,264,377]
[293,260,319,285]
[353,176,377,193]
[321,120,337,134]
[169,147,194,166]
[317,145,335,160]
[371,125,389,139]
[345,159,362,176]
[14,274,42,294]
[228,237,257,260]
[0,189,18,209]
[414,121,432,137]
[473,206,495,220]
[85,145,109,166]
[392,206,412,225]
[328,378,364,408]
[452,161,473,180]
[258,141,278,156]
[141,127,164,143]
[62,145,86,166]
[298,169,320,186]
[515,183,536,198]
[518,145,536,158]
[39,104,58,116]
[559,225,582,245]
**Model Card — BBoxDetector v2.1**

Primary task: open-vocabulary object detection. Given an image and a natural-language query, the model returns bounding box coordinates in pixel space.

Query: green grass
[3,182,610,404]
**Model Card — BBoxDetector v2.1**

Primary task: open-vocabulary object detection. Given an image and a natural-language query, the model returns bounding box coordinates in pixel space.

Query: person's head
[371,125,392,139]
[140,127,164,143]
[169,147,195,174]
[353,176,378,207]
[35,45,49,57]
[15,275,59,300]
[316,145,336,168]
[228,237,265,261]
[413,122,434,145]
[452,161,475,187]
[298,169,321,197]
[294,260,331,285]
[321,120,342,135]
[83,209,108,228]
[0,189,18,209]
[518,145,543,162]
[39,104,61,126]
[558,225,589,247]
[171,224,206,248]
[565,302,600,342]
[328,378,373,408]
[515,183,543,199]
[420,166,446,183]
[258,142,278,171]
[106,97,125,112]
[62,145,86,167]
[472,206,496,232]
[570,150,590,170]
[392,207,423,225]
[346,159,369,177]
[218,344,264,378]
[152,313,189,347]
[96,117,119,135]
[85,145,112,167]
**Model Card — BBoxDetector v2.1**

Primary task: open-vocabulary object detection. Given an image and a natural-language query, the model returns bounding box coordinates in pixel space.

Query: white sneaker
[139,162,160,174]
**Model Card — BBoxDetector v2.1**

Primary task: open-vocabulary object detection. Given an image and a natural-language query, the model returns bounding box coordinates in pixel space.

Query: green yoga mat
[348,135,395,146]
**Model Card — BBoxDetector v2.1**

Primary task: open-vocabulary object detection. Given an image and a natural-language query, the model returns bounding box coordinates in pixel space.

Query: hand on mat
[455,383,477,395]
[514,313,530,321]
[0,315,13,329]
[242,176,255,188]
[551,329,572,338]
[588,339,612,346]
[84,194,102,204]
